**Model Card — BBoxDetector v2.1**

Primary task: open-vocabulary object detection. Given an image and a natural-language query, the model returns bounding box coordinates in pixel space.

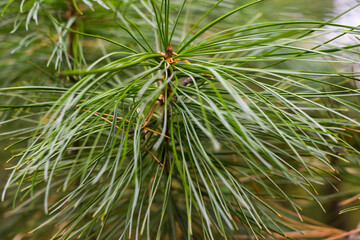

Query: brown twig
[325,228,360,240]
[77,106,165,166]
[142,102,158,129]
[79,107,170,139]
[235,229,344,239]
[145,147,163,167]
[338,193,360,207]
[344,127,360,133]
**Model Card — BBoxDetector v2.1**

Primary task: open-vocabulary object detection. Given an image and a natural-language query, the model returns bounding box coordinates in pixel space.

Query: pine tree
[1,0,360,239]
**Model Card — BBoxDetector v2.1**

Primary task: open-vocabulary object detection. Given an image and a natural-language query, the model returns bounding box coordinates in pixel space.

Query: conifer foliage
[1,0,360,239]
